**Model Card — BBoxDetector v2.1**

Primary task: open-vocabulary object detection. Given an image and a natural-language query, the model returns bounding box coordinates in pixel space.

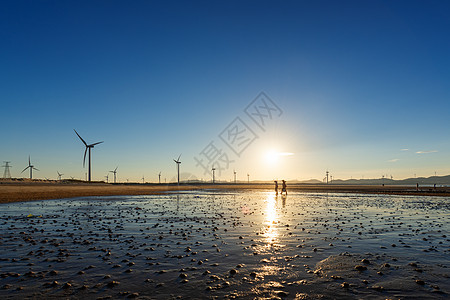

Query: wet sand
[0,190,449,299]
[1,180,450,204]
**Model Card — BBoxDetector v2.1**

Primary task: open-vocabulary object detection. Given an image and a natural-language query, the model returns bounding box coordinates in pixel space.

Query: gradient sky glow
[1,0,449,182]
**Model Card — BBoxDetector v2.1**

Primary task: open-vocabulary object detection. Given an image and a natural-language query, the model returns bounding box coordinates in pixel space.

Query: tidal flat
[0,191,448,299]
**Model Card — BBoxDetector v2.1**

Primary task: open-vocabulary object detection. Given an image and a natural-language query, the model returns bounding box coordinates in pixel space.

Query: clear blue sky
[1,0,449,182]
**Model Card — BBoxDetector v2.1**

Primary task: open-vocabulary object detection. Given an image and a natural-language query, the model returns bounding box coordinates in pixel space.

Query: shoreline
[1,181,449,203]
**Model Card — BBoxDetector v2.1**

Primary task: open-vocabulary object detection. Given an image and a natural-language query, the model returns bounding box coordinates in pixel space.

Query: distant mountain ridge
[301,175,450,186]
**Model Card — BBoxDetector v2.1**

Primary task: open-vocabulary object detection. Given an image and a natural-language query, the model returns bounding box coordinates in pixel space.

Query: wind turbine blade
[28,156,31,166]
[114,166,118,172]
[83,147,88,167]
[90,141,104,147]
[177,154,182,161]
[34,168,40,171]
[21,166,30,173]
[74,129,88,146]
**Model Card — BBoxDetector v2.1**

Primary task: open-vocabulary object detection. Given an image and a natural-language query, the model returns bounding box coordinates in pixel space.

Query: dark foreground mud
[0,191,448,299]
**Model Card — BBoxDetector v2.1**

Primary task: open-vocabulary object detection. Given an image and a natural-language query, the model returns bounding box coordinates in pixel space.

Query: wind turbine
[142,175,145,184]
[74,129,103,182]
[212,165,216,184]
[109,167,118,184]
[21,156,39,179]
[247,173,249,184]
[233,169,236,184]
[173,154,181,184]
[105,174,109,183]
[158,172,161,184]
[57,171,64,181]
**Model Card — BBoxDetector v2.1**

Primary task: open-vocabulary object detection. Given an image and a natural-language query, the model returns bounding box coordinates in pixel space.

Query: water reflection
[263,193,278,246]
[281,194,286,208]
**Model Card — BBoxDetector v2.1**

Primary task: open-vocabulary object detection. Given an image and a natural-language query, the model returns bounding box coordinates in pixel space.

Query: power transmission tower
[2,161,12,178]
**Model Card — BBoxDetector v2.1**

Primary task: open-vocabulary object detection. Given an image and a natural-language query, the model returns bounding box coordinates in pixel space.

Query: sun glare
[265,150,279,164]
[264,150,294,165]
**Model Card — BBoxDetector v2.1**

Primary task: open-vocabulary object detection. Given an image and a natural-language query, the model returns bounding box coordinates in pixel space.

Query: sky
[1,0,449,183]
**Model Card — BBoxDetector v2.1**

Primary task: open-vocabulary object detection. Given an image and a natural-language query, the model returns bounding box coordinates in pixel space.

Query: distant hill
[321,175,450,186]
[295,179,323,184]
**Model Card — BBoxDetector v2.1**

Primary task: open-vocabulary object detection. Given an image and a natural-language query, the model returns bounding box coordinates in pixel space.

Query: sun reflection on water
[263,193,279,246]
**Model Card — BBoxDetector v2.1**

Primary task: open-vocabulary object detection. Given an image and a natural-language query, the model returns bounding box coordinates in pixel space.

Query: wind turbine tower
[142,175,145,184]
[2,161,12,179]
[212,165,216,184]
[21,156,39,179]
[105,174,109,183]
[57,171,64,181]
[109,167,118,184]
[173,154,181,184]
[247,173,249,184]
[158,172,161,184]
[326,170,329,184]
[74,129,103,182]
[233,169,236,184]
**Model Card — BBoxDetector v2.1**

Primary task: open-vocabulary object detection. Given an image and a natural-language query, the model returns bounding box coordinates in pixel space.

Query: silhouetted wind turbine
[21,156,39,179]
[173,154,181,184]
[105,174,109,183]
[74,129,103,182]
[247,173,249,184]
[233,169,236,184]
[57,171,64,181]
[158,172,161,184]
[212,165,216,184]
[109,167,118,183]
[142,175,145,184]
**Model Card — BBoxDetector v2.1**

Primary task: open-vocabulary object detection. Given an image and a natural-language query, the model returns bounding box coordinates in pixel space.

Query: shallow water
[0,191,449,299]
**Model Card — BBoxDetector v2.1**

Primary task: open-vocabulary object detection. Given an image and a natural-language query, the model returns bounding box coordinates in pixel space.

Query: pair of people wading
[274,180,287,195]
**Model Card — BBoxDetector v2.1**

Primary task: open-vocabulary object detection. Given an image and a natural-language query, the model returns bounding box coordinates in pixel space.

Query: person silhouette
[274,180,278,194]
[281,180,287,195]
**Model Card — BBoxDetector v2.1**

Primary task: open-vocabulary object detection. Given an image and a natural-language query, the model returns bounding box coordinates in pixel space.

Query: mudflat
[0,190,448,299]
[1,180,449,204]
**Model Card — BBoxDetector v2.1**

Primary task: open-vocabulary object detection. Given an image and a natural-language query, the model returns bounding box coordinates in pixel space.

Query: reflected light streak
[263,193,278,245]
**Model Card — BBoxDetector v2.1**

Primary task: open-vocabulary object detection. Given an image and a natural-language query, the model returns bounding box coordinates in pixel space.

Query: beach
[0,187,449,299]
[1,180,450,204]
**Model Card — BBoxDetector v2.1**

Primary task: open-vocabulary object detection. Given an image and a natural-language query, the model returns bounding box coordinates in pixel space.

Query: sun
[264,150,294,166]
[265,150,280,165]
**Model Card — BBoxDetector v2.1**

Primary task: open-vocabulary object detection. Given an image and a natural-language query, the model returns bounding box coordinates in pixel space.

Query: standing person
[281,180,287,195]
[274,180,278,194]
